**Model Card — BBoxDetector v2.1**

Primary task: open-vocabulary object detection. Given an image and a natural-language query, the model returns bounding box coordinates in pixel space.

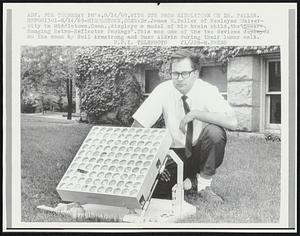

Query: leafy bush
[152,115,165,128]
[22,97,38,113]
[21,93,75,113]
[62,100,76,113]
[75,47,179,125]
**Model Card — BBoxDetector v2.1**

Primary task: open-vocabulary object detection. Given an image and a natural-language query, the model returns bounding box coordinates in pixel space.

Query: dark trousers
[153,124,227,199]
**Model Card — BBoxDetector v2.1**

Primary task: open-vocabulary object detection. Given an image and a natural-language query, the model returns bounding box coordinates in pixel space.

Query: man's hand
[179,111,195,134]
[180,110,238,132]
[159,169,171,182]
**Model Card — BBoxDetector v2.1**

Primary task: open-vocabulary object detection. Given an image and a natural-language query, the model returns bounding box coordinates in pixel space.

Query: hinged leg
[168,150,184,218]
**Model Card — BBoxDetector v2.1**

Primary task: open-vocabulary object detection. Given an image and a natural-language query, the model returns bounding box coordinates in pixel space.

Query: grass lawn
[21,114,281,223]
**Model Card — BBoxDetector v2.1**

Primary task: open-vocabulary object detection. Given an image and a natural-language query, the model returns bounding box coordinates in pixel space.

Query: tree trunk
[41,96,45,115]
[67,78,72,120]
[58,96,63,112]
[75,87,81,114]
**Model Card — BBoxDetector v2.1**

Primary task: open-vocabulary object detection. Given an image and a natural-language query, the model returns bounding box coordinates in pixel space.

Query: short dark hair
[170,49,199,71]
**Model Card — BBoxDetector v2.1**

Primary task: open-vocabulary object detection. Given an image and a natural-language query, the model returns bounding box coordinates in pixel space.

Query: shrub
[75,47,179,125]
[62,100,76,113]
[22,97,38,113]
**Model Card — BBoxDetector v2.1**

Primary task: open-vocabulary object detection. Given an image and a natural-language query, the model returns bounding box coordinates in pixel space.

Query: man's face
[171,57,198,95]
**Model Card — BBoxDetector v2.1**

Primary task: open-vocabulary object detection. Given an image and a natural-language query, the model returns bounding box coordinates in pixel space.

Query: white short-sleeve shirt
[132,79,233,148]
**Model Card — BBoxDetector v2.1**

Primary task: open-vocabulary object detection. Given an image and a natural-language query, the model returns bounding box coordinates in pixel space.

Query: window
[144,69,160,94]
[200,64,227,100]
[265,60,281,129]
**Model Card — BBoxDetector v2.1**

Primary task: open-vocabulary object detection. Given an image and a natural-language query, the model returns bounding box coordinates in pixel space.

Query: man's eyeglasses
[171,70,195,79]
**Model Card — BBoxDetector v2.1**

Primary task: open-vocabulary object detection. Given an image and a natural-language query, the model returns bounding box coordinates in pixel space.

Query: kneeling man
[132,49,238,203]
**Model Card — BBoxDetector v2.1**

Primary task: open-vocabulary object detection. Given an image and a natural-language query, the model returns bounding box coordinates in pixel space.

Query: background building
[133,50,281,133]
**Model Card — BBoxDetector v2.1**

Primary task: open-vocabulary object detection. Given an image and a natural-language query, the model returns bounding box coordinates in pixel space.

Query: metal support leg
[138,150,184,220]
[139,152,170,219]
[168,150,184,218]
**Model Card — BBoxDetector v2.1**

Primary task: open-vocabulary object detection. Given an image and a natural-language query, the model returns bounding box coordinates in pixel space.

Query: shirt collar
[172,79,200,101]
[173,85,183,101]
[186,83,195,98]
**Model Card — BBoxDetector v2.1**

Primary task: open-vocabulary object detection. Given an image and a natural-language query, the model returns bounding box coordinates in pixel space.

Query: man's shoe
[198,186,224,204]
[183,177,198,191]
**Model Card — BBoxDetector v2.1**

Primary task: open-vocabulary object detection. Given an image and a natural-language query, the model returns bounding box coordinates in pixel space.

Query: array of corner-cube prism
[57,126,172,209]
